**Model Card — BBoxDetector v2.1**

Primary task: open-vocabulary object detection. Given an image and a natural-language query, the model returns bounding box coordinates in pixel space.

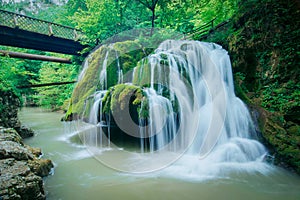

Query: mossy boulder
[102,84,145,116]
[100,84,147,148]
[64,40,148,121]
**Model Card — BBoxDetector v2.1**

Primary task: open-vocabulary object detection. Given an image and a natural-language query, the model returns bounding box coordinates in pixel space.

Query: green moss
[69,46,108,115]
[137,97,149,119]
[66,40,149,119]
[287,125,300,136]
[132,60,151,86]
[256,108,300,174]
[101,84,146,116]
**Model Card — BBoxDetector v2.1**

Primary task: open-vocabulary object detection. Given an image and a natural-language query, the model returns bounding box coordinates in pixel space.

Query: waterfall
[135,40,266,160]
[99,51,109,90]
[115,51,124,84]
[74,39,268,175]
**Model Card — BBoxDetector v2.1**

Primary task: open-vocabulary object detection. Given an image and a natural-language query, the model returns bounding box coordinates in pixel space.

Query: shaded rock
[0,159,45,200]
[0,90,20,129]
[0,141,34,160]
[15,125,34,139]
[252,106,300,174]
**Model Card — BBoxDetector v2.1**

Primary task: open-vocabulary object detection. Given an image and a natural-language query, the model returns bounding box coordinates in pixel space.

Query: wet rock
[28,159,54,177]
[0,127,54,200]
[15,125,34,139]
[0,159,45,200]
[252,106,300,174]
[25,145,42,157]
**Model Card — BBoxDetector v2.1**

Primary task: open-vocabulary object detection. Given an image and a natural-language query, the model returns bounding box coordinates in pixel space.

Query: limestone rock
[0,141,34,160]
[0,127,23,144]
[0,159,45,200]
[25,145,42,157]
[28,159,54,177]
[0,127,54,200]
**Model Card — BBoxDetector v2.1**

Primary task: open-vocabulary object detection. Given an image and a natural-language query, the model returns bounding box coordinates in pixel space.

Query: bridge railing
[184,18,229,40]
[0,9,83,41]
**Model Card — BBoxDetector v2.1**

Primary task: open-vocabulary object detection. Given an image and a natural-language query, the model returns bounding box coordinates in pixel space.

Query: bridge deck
[0,9,87,55]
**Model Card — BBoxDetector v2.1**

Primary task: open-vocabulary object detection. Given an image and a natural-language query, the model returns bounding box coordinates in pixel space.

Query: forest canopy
[0,0,239,110]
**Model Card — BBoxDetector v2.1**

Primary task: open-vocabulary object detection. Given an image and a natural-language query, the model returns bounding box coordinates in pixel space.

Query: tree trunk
[151,8,155,35]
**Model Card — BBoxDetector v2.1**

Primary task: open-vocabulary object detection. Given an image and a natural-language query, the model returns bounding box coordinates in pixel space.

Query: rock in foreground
[0,127,53,200]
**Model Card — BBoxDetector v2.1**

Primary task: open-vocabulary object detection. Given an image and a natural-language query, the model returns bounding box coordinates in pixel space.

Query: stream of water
[19,107,300,200]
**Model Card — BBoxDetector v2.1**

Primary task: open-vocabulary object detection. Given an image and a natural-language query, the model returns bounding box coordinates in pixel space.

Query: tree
[134,0,159,32]
[32,60,78,110]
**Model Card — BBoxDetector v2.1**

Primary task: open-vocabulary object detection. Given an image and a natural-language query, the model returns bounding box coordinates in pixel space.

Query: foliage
[158,0,239,33]
[1,0,67,18]
[203,0,300,173]
[262,80,300,114]
[205,0,300,115]
[31,59,78,111]
[67,0,239,50]
[0,47,43,103]
[0,44,78,111]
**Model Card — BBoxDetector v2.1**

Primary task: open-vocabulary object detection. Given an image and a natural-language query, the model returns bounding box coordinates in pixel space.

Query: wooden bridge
[0,9,86,55]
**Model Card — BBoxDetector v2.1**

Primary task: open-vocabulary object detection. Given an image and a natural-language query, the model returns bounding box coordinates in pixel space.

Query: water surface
[19,107,300,200]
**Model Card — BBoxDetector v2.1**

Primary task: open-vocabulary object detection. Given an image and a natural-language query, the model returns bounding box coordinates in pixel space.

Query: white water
[130,40,267,175]
[76,40,270,175]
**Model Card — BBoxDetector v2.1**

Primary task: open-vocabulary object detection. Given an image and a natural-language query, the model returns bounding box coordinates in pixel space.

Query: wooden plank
[17,81,77,89]
[0,50,72,63]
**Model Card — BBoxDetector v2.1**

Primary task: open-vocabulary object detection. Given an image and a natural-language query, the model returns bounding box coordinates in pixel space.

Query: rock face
[0,90,20,129]
[0,89,34,139]
[253,107,300,174]
[0,127,54,200]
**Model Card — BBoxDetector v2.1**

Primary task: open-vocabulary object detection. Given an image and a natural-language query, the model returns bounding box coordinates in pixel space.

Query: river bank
[0,90,53,199]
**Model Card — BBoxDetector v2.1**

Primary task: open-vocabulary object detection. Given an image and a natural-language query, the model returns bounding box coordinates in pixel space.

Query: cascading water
[135,40,266,156]
[141,40,267,176]
[73,39,269,175]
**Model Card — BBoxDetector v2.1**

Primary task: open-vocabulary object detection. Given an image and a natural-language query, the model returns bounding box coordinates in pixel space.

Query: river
[19,107,300,200]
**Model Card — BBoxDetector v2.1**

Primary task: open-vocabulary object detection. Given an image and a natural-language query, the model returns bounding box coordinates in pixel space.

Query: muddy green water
[19,107,300,200]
